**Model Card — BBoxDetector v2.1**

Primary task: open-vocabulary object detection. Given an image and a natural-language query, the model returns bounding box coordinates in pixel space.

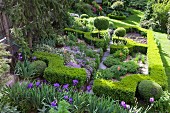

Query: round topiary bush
[80,14,89,19]
[114,27,126,38]
[111,1,124,11]
[94,16,109,31]
[138,80,163,101]
[30,60,47,77]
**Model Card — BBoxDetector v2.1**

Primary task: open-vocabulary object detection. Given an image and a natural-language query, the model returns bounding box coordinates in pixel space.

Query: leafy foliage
[4,0,73,48]
[14,59,36,79]
[30,60,47,77]
[0,43,10,88]
[154,91,170,112]
[103,56,121,68]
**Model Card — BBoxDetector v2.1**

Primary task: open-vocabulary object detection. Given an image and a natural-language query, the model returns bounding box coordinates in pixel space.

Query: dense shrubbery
[140,0,170,33]
[30,60,47,77]
[122,61,139,73]
[103,56,121,68]
[154,91,170,112]
[138,80,163,101]
[0,43,10,88]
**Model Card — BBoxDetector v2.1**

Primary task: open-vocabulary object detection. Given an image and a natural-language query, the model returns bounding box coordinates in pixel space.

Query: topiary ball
[80,14,89,19]
[94,16,109,31]
[111,1,124,11]
[30,60,47,77]
[138,80,163,101]
[114,27,126,37]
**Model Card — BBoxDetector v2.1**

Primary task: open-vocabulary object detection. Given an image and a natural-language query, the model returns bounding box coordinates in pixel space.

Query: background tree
[3,0,74,49]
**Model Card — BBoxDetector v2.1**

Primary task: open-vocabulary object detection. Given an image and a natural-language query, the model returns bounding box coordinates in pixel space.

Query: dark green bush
[30,60,47,76]
[108,14,126,20]
[94,17,109,31]
[80,14,89,19]
[103,56,121,67]
[122,61,139,73]
[113,50,127,61]
[85,49,97,58]
[114,27,126,38]
[110,65,127,80]
[96,65,127,80]
[138,80,163,101]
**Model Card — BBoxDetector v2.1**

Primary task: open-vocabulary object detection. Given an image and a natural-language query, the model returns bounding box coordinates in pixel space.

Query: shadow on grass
[121,9,143,25]
[158,44,170,90]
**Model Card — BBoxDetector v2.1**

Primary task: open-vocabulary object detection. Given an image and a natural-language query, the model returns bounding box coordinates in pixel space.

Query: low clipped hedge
[33,52,86,87]
[110,37,147,54]
[108,14,126,20]
[93,30,168,103]
[64,28,109,51]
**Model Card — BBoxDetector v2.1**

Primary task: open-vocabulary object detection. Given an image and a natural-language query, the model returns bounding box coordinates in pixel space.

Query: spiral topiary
[138,80,163,101]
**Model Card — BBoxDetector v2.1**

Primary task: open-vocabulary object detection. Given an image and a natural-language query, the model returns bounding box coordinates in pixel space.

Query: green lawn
[154,32,170,90]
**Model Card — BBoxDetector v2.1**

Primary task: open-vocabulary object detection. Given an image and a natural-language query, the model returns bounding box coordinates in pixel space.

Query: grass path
[154,32,170,90]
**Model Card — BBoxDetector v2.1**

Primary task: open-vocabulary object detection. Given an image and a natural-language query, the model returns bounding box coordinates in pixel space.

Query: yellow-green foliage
[33,52,86,87]
[0,43,11,88]
[65,28,109,51]
[93,30,168,103]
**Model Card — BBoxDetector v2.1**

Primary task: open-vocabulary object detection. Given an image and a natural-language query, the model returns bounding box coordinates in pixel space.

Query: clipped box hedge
[107,14,126,20]
[93,30,168,103]
[33,52,86,87]
[64,28,109,51]
[110,37,147,54]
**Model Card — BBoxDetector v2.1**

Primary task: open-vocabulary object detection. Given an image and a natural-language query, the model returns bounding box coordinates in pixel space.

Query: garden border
[93,29,167,103]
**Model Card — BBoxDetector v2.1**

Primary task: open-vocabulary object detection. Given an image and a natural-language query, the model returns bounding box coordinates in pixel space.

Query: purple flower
[36,81,41,87]
[121,101,126,108]
[43,79,47,83]
[73,79,78,86]
[63,84,69,89]
[18,56,22,60]
[51,100,57,107]
[69,98,73,104]
[27,83,33,89]
[149,97,154,103]
[86,85,91,92]
[18,53,22,56]
[64,95,69,100]
[126,104,130,109]
[54,83,60,88]
[32,56,36,60]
